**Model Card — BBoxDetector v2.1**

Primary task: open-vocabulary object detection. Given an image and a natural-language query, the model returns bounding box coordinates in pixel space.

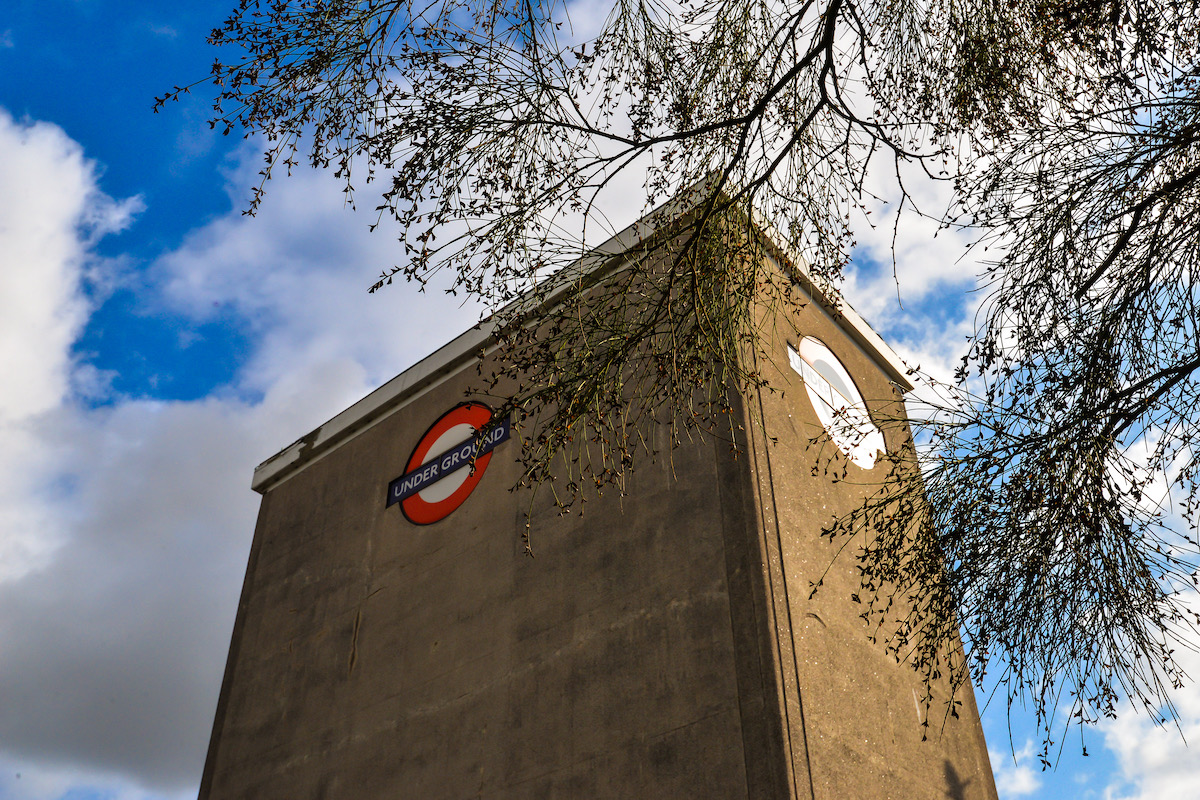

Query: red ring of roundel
[401,402,496,525]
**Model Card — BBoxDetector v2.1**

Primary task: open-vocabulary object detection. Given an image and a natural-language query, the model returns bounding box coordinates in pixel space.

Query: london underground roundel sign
[386,402,511,525]
[787,337,886,470]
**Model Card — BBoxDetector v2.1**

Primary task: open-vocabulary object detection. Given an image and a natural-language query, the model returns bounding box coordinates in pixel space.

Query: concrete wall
[200,361,769,799]
[200,251,997,800]
[741,258,997,800]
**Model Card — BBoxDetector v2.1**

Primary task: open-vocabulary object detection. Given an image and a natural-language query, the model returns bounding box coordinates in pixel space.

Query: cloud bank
[0,112,477,797]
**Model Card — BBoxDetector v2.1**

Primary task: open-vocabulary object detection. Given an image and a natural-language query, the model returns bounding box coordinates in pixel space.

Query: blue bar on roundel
[386,416,511,507]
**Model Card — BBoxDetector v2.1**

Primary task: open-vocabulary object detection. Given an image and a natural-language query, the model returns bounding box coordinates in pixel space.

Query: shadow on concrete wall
[944,760,973,800]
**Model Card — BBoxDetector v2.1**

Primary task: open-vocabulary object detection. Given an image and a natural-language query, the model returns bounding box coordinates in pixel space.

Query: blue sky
[0,2,1196,799]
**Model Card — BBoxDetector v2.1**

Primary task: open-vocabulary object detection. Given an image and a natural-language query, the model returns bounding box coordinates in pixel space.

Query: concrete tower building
[198,199,998,799]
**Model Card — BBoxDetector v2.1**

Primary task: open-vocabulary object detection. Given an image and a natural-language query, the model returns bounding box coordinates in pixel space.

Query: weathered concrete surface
[200,360,764,799]
[739,255,998,800]
[200,251,997,800]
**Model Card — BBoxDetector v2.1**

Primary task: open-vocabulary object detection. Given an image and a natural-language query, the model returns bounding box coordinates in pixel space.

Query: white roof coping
[748,206,915,394]
[251,187,915,494]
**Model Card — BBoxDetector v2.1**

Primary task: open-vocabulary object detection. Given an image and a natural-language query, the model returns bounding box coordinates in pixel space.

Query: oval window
[787,337,886,469]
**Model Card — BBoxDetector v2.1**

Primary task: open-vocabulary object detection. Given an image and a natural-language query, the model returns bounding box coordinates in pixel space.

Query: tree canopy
[160,0,1200,763]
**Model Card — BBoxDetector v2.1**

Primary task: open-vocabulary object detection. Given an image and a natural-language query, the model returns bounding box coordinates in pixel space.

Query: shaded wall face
[746,268,997,800]
[202,363,755,799]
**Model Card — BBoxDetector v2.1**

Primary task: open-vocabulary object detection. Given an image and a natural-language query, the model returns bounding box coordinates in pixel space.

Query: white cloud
[0,110,234,794]
[0,110,141,585]
[1100,591,1200,800]
[0,385,373,793]
[0,117,480,796]
[0,110,140,424]
[990,739,1042,798]
[153,148,482,398]
[844,160,986,344]
[563,0,613,40]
